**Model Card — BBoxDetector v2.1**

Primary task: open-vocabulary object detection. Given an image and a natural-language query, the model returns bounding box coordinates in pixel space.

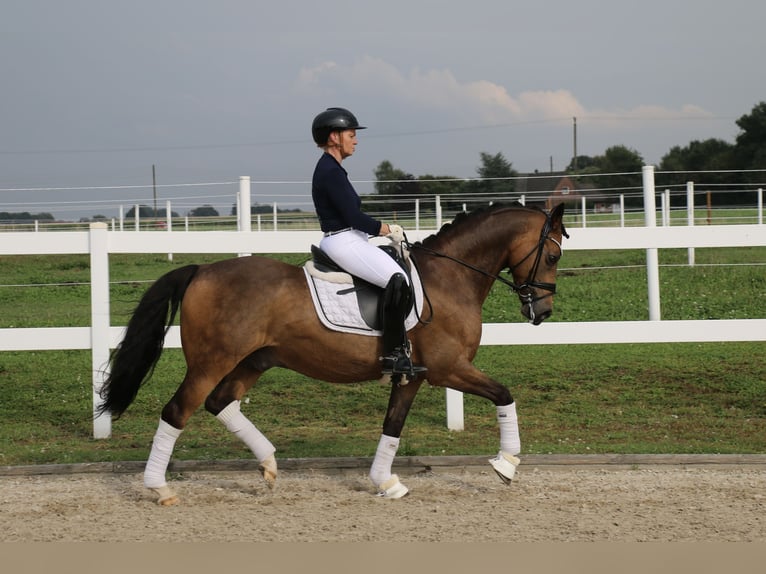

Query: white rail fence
[1,168,765,438]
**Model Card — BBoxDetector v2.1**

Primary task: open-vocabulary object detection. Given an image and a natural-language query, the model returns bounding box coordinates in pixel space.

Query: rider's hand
[387,224,404,243]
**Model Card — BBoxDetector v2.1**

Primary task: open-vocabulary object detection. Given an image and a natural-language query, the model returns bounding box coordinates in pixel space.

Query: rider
[311,107,426,378]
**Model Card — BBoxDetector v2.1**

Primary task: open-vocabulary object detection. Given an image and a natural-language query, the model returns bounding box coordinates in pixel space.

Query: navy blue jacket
[312,153,381,235]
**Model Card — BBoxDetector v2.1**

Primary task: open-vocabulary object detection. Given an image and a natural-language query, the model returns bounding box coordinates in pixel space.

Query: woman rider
[311,107,426,378]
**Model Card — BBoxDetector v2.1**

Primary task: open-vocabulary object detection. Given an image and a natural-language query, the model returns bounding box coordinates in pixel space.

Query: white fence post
[446,388,464,431]
[620,194,625,227]
[662,189,671,227]
[687,182,695,266]
[166,200,174,262]
[415,198,420,230]
[89,222,111,439]
[642,165,661,321]
[273,202,278,231]
[238,176,251,257]
[238,176,252,232]
[758,188,763,225]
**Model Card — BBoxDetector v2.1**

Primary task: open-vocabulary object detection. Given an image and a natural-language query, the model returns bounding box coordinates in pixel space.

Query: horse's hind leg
[142,372,216,506]
[204,357,277,488]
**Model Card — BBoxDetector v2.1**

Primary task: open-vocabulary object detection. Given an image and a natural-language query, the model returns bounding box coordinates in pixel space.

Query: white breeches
[320,230,408,289]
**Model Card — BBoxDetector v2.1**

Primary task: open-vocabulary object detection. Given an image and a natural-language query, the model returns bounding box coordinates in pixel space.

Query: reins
[403,209,567,324]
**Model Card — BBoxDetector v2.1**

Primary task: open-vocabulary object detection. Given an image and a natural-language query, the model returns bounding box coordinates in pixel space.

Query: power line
[0,114,736,156]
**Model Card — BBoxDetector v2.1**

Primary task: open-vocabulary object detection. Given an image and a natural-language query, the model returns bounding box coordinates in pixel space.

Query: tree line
[372,101,766,209]
[4,102,763,221]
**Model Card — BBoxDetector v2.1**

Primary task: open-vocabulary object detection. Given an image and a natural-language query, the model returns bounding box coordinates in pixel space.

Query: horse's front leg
[369,379,424,498]
[441,364,521,484]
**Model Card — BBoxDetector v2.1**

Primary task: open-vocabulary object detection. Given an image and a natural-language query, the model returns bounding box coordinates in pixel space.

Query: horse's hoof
[489,452,520,485]
[259,454,278,489]
[376,474,409,499]
[150,485,179,506]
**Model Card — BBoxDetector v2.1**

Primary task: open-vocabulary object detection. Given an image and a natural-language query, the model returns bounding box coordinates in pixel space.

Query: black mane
[417,201,544,249]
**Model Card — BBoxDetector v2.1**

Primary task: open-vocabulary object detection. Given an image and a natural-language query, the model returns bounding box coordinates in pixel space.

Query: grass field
[0,246,764,466]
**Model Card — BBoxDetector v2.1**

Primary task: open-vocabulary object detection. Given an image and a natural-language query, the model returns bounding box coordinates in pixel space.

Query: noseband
[407,210,566,310]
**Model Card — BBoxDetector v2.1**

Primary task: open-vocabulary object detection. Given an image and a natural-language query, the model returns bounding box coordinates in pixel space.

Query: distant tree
[565,155,599,172]
[0,211,54,221]
[125,205,156,218]
[660,138,734,173]
[415,175,466,212]
[734,101,766,181]
[155,208,180,218]
[373,160,421,212]
[591,145,644,191]
[467,151,517,197]
[252,204,274,214]
[189,205,219,217]
[658,138,736,197]
[252,204,299,214]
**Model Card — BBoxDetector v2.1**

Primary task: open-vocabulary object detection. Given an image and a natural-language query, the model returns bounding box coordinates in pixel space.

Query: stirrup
[380,350,427,376]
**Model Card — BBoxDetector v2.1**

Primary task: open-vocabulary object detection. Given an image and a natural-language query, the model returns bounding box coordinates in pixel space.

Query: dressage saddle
[309,244,410,330]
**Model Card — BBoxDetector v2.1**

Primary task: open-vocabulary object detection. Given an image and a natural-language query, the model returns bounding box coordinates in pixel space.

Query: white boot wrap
[216,400,276,461]
[369,434,400,488]
[144,419,183,489]
[497,402,520,456]
[489,451,521,484]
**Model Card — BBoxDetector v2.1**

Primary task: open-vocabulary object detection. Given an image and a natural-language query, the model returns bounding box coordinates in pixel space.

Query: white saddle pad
[303,262,424,336]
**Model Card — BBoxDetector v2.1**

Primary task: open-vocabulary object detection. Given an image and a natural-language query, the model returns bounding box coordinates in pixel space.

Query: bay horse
[98,202,566,504]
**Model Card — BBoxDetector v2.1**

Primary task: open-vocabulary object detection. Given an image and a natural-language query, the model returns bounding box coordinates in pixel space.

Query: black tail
[97,264,199,418]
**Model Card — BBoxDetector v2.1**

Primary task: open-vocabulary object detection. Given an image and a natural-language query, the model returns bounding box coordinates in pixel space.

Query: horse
[98,202,567,504]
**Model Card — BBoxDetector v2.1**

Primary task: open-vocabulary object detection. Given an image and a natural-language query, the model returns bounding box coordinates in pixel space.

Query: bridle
[405,209,567,322]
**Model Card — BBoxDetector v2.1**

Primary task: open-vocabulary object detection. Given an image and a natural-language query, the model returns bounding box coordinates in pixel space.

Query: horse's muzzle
[529,309,551,325]
[519,295,552,325]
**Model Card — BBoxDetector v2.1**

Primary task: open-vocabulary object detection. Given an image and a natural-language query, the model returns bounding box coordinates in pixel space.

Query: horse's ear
[549,202,568,238]
[550,202,565,224]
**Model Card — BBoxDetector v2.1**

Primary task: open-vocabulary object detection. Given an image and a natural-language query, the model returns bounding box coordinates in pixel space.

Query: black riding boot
[379,273,427,377]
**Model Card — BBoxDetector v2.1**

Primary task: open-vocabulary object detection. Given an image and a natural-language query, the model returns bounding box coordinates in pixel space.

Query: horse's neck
[448,219,525,273]
[421,223,521,300]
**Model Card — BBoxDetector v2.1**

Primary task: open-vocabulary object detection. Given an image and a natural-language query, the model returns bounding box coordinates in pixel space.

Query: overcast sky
[1,0,764,219]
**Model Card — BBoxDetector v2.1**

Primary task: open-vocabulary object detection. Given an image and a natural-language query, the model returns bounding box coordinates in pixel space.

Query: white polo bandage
[497,402,520,456]
[144,418,183,489]
[216,400,276,461]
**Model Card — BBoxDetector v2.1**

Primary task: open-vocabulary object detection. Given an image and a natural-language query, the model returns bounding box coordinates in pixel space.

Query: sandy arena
[2,456,765,542]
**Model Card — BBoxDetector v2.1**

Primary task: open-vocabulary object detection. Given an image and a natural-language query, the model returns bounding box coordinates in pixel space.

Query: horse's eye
[547,253,560,265]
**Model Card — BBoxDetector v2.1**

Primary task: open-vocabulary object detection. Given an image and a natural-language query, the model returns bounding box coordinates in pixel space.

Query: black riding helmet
[311,107,366,145]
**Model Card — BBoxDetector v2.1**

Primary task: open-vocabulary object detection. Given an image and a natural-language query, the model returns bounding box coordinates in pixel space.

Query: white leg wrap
[497,402,521,456]
[216,400,276,461]
[369,434,400,488]
[144,419,183,489]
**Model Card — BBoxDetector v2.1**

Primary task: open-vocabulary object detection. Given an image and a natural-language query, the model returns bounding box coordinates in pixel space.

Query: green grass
[0,247,764,466]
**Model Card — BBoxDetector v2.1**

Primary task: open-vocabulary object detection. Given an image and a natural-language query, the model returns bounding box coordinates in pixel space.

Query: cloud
[296,56,711,128]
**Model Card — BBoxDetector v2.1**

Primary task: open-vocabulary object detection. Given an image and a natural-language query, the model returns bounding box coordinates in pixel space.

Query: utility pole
[572,117,578,171]
[152,164,157,217]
